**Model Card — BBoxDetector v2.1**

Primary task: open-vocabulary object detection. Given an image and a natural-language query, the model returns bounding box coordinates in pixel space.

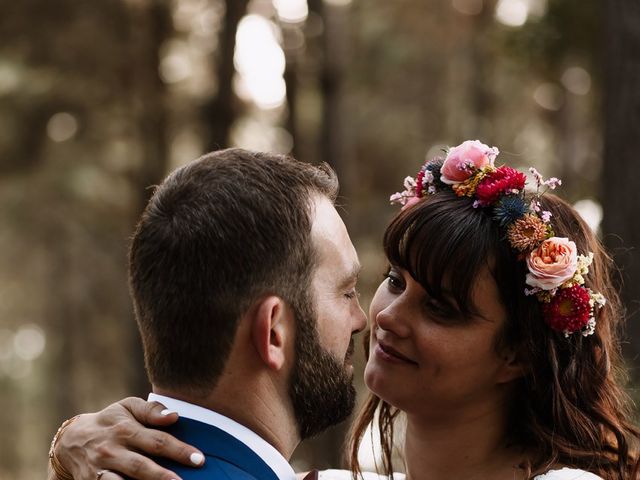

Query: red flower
[475,166,526,206]
[543,285,592,334]
[415,169,426,198]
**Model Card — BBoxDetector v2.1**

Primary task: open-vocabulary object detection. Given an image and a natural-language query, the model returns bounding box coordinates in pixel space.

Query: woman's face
[364,263,523,418]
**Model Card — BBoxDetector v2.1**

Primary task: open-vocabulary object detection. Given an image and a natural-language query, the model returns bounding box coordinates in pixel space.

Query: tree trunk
[467,0,496,139]
[602,0,640,372]
[203,0,249,151]
[126,0,172,397]
[282,25,300,158]
[321,3,353,193]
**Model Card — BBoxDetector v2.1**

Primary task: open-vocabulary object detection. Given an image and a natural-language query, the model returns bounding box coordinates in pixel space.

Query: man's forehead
[310,196,349,243]
[310,196,359,272]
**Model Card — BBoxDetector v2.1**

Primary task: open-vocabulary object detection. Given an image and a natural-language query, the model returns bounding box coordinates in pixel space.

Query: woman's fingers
[96,470,126,480]
[96,450,184,480]
[53,398,203,480]
[123,426,205,467]
[114,398,204,466]
[117,397,179,427]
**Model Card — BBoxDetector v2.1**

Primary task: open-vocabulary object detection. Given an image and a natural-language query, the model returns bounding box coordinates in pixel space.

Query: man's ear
[250,296,292,371]
[496,348,526,384]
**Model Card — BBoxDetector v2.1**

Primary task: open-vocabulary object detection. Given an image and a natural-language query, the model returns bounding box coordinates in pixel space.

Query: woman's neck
[403,400,526,480]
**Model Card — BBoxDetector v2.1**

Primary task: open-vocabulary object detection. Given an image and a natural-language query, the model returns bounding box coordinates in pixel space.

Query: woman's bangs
[383,193,498,317]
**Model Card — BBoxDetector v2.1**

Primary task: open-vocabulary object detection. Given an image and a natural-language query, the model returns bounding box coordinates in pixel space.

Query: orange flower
[506,214,548,252]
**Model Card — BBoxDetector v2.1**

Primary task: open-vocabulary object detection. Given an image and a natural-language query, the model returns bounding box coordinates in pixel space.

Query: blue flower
[493,195,527,227]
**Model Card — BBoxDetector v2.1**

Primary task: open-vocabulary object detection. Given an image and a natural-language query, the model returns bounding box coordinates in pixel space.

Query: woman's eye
[383,269,405,291]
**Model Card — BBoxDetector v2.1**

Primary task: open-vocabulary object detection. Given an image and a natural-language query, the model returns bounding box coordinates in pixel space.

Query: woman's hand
[49,397,205,480]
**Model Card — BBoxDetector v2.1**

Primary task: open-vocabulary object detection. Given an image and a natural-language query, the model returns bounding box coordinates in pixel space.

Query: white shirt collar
[148,393,296,480]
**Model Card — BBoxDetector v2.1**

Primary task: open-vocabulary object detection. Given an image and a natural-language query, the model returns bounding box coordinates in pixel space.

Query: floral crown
[390,140,606,337]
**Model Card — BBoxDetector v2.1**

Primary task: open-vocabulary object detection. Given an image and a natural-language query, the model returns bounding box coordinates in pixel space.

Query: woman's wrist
[48,415,81,480]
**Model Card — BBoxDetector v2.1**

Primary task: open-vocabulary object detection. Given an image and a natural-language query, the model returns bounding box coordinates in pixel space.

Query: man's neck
[153,378,300,460]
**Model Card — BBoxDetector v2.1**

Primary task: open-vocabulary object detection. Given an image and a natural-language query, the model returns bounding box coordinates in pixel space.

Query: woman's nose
[375,301,411,338]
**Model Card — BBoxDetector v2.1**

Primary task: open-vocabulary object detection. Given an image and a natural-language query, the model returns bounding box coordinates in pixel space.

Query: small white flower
[591,292,606,307]
[585,252,594,266]
[575,253,594,279]
[530,199,541,212]
[423,170,434,185]
[403,176,417,190]
[582,318,596,336]
[544,177,562,189]
[529,167,544,187]
[541,210,552,223]
[456,160,475,173]
[390,192,407,205]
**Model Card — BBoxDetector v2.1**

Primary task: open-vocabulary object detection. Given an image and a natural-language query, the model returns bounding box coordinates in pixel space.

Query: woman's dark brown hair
[349,189,639,479]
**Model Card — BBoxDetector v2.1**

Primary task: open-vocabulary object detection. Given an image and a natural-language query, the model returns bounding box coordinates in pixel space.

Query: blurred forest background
[0,0,639,478]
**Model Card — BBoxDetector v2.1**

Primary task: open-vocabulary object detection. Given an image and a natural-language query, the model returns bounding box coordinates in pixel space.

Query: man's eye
[345,289,360,300]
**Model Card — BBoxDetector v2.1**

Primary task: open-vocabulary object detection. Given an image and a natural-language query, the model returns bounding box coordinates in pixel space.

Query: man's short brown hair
[129,148,338,395]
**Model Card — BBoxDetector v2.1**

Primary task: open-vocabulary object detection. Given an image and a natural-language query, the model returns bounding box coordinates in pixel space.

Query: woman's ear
[250,296,292,371]
[497,348,526,384]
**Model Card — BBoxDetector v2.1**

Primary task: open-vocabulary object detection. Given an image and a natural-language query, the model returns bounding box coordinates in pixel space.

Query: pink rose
[440,140,499,185]
[526,237,578,290]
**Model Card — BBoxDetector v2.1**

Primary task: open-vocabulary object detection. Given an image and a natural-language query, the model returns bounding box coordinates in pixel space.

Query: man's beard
[288,298,356,440]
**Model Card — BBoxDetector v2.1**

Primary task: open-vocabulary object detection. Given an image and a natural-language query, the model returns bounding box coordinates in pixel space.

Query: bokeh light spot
[274,0,309,23]
[495,0,529,26]
[13,324,46,361]
[561,66,591,95]
[533,83,564,111]
[47,112,78,142]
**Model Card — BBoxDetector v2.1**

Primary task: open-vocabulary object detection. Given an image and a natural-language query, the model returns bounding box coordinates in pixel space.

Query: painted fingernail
[190,452,205,465]
[161,409,177,416]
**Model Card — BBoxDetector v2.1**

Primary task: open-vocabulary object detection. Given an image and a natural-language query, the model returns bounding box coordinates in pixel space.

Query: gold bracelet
[49,415,80,480]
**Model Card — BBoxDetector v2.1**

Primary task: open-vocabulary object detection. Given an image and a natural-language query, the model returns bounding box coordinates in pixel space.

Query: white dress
[318,467,603,479]
[336,417,604,479]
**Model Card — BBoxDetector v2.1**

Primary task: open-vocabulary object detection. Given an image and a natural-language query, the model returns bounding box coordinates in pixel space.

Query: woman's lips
[375,341,418,366]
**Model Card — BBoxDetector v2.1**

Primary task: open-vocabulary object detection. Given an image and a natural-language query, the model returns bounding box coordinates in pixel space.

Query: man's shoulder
[159,454,262,479]
[156,418,280,480]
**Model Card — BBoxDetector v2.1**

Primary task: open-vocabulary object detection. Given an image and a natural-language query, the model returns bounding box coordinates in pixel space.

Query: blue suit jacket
[154,417,281,480]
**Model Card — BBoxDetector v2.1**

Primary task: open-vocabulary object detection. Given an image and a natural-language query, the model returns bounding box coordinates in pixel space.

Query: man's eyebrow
[337,263,362,289]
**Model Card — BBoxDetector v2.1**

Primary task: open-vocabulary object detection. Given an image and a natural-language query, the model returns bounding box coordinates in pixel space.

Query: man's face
[289,195,367,440]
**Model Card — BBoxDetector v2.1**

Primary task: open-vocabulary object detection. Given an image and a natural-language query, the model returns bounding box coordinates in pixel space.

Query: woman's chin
[364,361,392,401]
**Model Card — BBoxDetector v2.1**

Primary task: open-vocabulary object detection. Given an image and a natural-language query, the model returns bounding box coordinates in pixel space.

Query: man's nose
[353,303,368,333]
